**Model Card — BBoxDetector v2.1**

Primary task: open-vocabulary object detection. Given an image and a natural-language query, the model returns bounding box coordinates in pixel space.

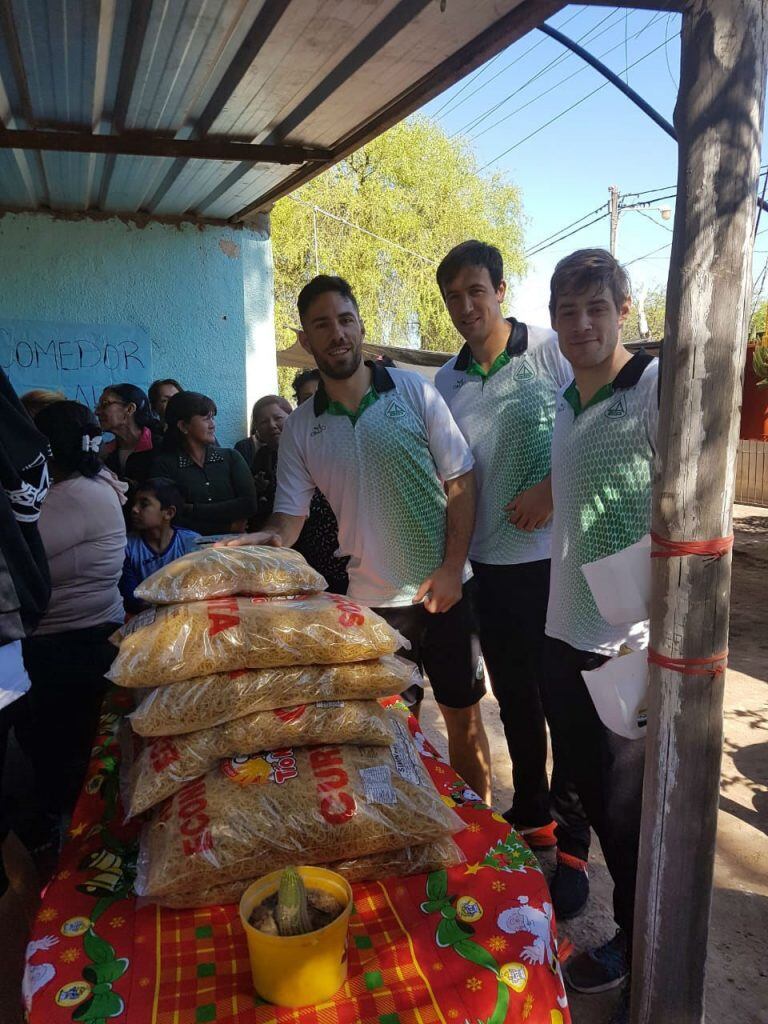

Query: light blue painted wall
[0,212,277,446]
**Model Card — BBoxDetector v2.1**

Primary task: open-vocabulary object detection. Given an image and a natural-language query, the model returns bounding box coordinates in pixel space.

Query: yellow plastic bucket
[238,866,353,1007]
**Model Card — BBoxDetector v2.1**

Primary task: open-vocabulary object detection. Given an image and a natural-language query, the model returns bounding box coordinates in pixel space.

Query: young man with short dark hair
[435,240,590,920]
[227,274,492,803]
[545,248,658,1024]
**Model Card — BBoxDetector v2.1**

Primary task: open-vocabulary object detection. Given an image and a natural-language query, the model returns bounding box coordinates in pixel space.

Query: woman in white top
[16,401,127,844]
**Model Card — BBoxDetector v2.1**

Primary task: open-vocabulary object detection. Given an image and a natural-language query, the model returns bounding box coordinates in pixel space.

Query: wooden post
[632,3,768,1023]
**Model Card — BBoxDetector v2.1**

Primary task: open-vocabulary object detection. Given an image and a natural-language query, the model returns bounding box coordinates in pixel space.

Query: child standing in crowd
[120,477,200,613]
[544,248,658,1024]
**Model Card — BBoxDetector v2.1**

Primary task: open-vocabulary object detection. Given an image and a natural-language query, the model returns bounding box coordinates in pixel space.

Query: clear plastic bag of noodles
[108,593,407,688]
[124,699,396,818]
[129,656,416,737]
[135,545,326,604]
[157,837,465,908]
[135,717,463,902]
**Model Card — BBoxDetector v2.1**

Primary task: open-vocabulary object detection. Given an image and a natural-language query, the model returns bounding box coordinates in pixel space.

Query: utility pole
[609,184,620,256]
[632,2,767,1022]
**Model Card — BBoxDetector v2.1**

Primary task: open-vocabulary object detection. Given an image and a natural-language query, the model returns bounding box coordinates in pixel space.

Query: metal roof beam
[580,1,683,9]
[96,0,152,210]
[228,0,565,221]
[261,0,434,146]
[195,0,435,217]
[144,0,293,214]
[0,129,330,164]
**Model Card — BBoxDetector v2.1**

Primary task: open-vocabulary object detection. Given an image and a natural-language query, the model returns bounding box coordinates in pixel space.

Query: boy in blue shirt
[120,477,200,612]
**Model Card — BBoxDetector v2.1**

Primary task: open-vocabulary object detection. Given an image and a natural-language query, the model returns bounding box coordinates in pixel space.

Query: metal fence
[735,440,768,506]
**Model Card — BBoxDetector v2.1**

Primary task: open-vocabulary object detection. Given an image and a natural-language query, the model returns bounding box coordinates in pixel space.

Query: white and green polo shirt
[435,320,572,565]
[545,351,659,655]
[274,361,474,608]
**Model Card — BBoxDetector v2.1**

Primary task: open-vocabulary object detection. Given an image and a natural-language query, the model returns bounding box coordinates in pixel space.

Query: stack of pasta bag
[108,545,464,908]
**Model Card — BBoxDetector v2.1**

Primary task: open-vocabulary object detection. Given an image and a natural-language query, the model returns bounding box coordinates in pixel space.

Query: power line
[287,196,438,265]
[624,242,672,267]
[431,53,505,118]
[452,6,624,139]
[435,5,584,121]
[629,207,675,232]
[473,27,667,146]
[621,184,677,199]
[479,37,670,170]
[526,212,610,258]
[524,202,609,255]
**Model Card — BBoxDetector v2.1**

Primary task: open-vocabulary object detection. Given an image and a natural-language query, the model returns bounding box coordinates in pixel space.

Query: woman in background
[19,388,66,420]
[148,378,183,429]
[16,401,126,844]
[239,395,292,526]
[150,391,257,536]
[96,383,160,484]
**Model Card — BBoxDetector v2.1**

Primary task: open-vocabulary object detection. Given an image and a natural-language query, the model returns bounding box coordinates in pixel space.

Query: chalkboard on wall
[0,318,152,410]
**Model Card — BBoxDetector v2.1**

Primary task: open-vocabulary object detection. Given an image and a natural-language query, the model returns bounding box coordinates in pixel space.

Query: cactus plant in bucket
[239,865,354,1007]
[249,866,345,935]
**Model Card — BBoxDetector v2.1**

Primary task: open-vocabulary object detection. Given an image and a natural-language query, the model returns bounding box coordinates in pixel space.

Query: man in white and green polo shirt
[228,274,492,804]
[544,248,658,1023]
[435,240,590,921]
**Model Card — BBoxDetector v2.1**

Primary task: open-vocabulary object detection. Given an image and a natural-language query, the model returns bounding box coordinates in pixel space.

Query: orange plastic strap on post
[650,531,733,559]
[647,648,729,676]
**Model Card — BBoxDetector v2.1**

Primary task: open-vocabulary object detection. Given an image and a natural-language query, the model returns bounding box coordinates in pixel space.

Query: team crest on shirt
[311,423,326,436]
[385,398,407,419]
[513,358,535,382]
[605,395,627,419]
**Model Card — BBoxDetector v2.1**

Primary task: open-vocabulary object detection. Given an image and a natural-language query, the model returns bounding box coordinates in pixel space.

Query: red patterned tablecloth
[24,691,570,1024]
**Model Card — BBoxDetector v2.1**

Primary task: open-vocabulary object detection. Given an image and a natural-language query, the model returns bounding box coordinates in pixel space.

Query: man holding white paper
[543,248,658,1023]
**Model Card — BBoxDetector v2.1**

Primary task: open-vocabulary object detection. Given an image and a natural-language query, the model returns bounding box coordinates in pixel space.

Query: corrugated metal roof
[0,0,566,224]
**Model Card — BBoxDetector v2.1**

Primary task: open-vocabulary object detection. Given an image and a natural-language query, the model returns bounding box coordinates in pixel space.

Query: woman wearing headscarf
[15,401,127,844]
[150,391,257,536]
[96,382,161,484]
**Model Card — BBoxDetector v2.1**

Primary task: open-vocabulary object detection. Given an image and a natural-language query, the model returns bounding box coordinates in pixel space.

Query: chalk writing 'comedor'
[0,335,145,372]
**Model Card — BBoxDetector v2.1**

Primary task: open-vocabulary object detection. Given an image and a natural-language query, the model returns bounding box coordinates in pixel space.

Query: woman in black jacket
[150,391,257,536]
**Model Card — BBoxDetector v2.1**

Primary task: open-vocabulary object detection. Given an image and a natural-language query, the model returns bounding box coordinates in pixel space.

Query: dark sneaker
[549,857,589,920]
[563,930,629,993]
[607,983,630,1024]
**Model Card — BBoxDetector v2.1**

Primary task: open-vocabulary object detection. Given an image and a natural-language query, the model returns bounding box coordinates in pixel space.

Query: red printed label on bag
[149,737,180,774]
[207,596,240,635]
[309,747,356,825]
[177,778,212,856]
[272,705,307,724]
[327,593,366,629]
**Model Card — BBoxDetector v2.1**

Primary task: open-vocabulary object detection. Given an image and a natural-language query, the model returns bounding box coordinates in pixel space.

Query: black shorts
[373,587,485,710]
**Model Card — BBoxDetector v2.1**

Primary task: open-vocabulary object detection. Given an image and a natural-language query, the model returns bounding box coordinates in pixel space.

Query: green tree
[271,116,526,387]
[749,298,768,340]
[624,285,666,341]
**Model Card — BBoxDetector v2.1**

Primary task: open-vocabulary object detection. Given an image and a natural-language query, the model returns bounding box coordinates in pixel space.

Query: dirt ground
[420,503,768,1023]
[1,506,766,1023]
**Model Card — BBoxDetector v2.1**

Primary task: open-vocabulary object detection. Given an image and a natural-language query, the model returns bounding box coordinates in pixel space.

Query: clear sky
[417,4,768,328]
